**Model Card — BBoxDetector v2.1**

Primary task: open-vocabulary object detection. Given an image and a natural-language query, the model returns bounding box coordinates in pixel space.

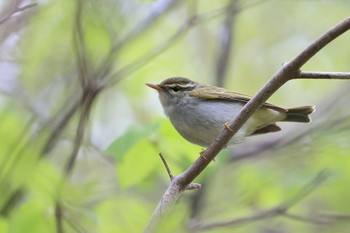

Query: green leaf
[105,122,160,161]
[84,13,112,68]
[8,201,55,233]
[0,217,8,233]
[96,196,149,233]
[116,138,159,189]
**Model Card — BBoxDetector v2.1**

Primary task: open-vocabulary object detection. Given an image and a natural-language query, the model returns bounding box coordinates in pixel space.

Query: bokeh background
[1,0,350,232]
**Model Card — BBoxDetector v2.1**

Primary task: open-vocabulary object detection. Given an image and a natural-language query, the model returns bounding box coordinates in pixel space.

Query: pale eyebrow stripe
[167,83,194,88]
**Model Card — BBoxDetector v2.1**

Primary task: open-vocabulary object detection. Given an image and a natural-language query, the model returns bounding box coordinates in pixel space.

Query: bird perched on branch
[147,77,315,147]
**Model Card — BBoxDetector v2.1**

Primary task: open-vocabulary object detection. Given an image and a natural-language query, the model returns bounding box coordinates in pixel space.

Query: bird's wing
[190,86,287,112]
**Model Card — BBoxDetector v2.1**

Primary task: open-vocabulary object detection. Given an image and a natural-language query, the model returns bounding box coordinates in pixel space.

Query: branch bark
[144,16,350,232]
[0,2,37,25]
[297,71,350,80]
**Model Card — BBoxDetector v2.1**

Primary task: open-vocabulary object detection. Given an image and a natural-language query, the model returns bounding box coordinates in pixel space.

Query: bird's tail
[282,106,316,123]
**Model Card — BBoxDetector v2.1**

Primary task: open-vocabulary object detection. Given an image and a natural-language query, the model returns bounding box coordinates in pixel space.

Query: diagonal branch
[144,16,350,233]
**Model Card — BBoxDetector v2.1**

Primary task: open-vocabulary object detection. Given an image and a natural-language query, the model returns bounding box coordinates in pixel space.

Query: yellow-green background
[1,0,350,232]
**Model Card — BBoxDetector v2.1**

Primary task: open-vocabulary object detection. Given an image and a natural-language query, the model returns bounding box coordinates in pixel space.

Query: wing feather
[189,86,287,112]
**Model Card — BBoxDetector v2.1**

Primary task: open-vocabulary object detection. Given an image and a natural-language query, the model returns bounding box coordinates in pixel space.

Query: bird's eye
[172,86,180,92]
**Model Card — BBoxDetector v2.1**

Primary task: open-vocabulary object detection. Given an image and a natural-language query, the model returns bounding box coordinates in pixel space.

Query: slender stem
[297,71,350,80]
[55,202,63,233]
[159,153,174,181]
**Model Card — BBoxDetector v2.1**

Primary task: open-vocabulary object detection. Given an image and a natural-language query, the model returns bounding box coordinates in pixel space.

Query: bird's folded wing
[190,86,287,112]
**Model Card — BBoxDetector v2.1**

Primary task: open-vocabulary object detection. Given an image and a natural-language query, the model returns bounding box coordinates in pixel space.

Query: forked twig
[158,153,201,190]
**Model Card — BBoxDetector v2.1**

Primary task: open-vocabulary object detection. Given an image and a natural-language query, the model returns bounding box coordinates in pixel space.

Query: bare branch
[0,2,37,25]
[190,170,328,231]
[281,212,329,225]
[64,91,98,175]
[297,71,350,80]
[281,211,350,225]
[42,95,82,154]
[55,202,63,233]
[73,0,90,87]
[144,16,350,232]
[320,211,350,220]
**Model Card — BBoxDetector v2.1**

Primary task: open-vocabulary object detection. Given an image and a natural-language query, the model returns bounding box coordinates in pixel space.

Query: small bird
[147,77,315,147]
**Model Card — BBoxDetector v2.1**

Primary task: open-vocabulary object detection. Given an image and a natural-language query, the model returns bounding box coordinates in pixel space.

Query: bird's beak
[146,83,163,91]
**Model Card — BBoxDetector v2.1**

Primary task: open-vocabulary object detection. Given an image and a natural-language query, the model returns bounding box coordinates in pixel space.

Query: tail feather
[282,106,316,123]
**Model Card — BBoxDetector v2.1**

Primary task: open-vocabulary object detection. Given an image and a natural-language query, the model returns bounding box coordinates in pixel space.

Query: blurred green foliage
[0,0,350,232]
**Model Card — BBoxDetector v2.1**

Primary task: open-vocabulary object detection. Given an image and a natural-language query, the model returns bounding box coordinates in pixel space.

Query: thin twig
[158,153,201,190]
[42,95,82,154]
[64,90,98,175]
[0,2,37,25]
[320,211,350,220]
[281,212,329,225]
[159,152,174,181]
[55,202,63,233]
[73,0,89,88]
[297,71,350,80]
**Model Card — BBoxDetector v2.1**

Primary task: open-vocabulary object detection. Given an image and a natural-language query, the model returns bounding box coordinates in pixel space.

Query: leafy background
[0,0,350,232]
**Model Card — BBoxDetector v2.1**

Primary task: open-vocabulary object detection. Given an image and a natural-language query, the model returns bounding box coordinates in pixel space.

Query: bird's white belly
[166,100,247,147]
